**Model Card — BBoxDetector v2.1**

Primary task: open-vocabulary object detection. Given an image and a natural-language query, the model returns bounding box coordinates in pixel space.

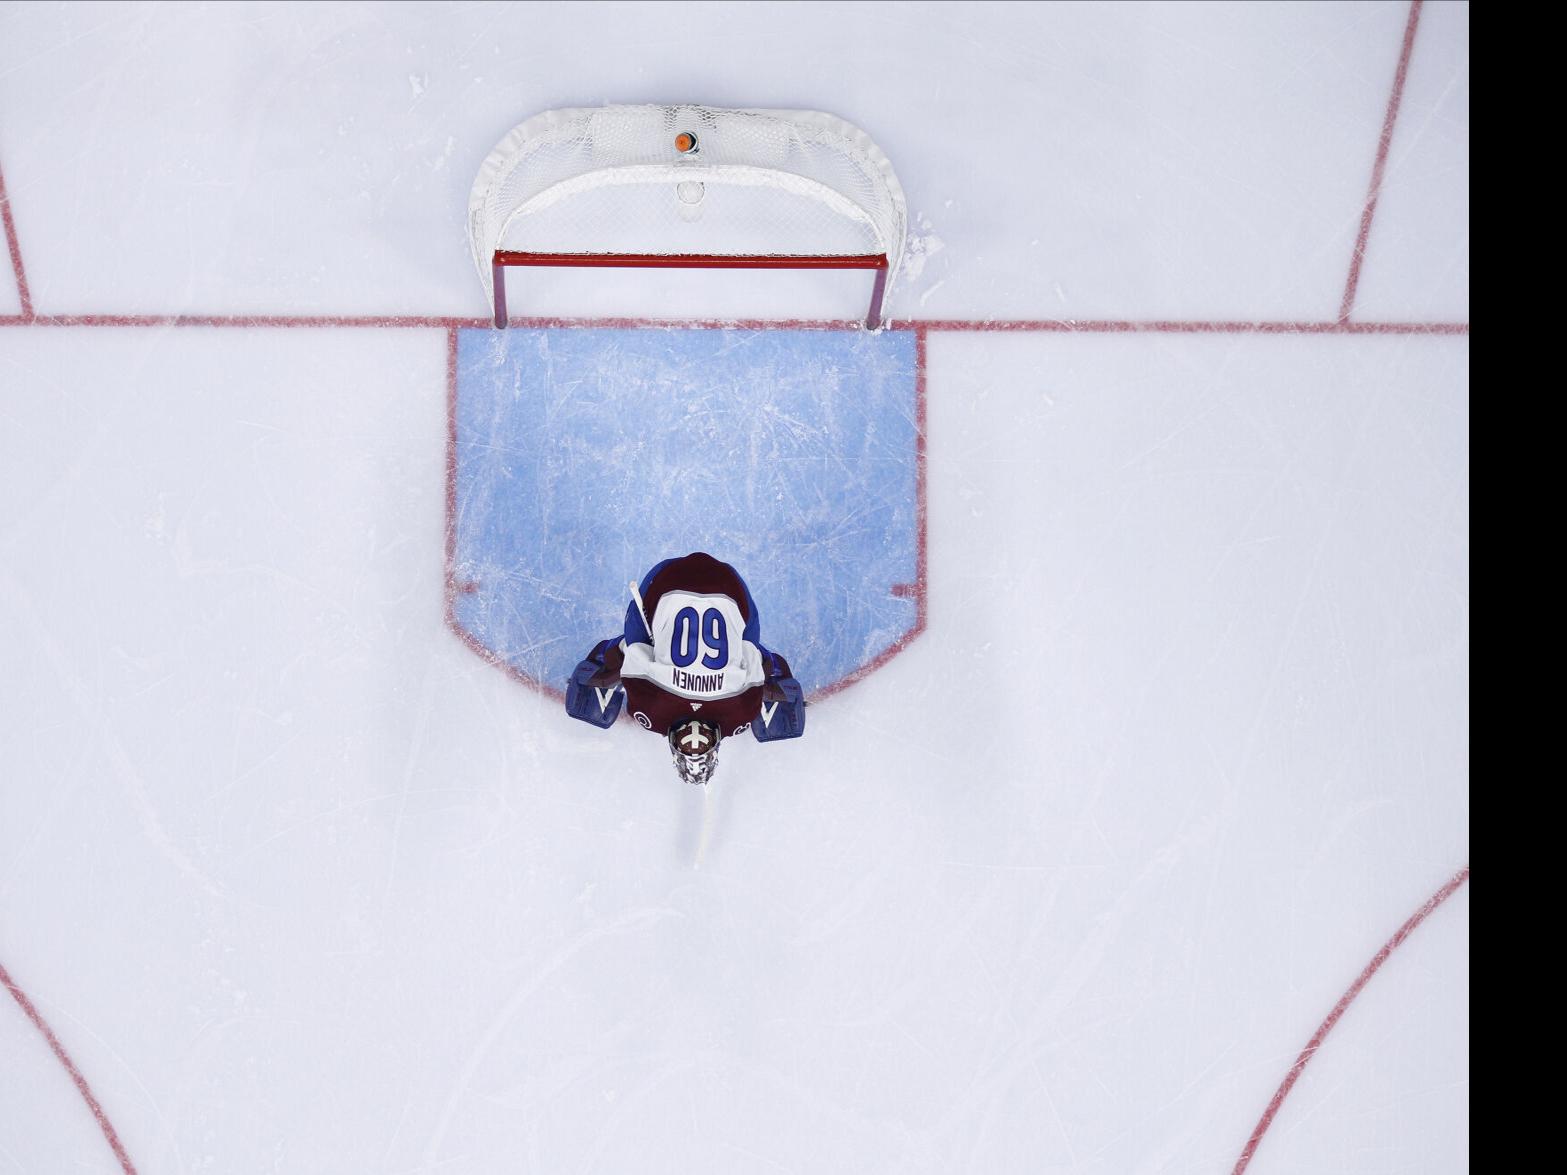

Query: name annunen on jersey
[671,667,725,693]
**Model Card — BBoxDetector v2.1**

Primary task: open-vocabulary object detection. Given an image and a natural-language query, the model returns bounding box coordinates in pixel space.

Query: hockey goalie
[564,551,805,784]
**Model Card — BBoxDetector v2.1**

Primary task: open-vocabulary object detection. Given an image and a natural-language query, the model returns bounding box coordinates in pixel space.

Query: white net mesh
[468,105,908,300]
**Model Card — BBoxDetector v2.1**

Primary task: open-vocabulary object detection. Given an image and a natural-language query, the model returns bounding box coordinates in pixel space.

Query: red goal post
[468,106,907,329]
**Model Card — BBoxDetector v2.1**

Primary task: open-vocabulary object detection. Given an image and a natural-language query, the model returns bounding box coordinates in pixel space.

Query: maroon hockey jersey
[620,553,773,737]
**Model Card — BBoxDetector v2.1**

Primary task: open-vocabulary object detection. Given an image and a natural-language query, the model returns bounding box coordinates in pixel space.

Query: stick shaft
[629,579,652,635]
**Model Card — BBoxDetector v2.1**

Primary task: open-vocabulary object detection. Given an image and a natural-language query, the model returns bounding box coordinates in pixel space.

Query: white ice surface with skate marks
[1,4,1466,1174]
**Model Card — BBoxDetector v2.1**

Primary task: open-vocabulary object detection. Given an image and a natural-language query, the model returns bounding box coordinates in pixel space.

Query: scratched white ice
[0,4,1468,1174]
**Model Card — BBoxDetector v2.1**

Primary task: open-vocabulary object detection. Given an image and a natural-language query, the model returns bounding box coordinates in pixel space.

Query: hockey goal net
[467,105,907,328]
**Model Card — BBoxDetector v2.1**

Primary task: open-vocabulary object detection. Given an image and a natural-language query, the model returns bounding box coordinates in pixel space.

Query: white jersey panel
[620,590,764,701]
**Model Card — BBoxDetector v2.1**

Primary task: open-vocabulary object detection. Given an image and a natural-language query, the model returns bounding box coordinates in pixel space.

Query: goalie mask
[668,718,722,785]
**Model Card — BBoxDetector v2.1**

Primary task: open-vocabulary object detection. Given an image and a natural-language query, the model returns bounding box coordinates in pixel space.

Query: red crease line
[912,322,929,640]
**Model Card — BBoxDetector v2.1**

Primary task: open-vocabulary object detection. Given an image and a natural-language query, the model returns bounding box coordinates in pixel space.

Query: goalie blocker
[564,639,627,729]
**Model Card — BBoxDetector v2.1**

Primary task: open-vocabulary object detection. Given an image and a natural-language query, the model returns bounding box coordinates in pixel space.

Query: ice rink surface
[0,3,1467,1173]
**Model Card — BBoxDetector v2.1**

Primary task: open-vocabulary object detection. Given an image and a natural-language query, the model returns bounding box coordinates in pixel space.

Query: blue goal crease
[451,326,920,697]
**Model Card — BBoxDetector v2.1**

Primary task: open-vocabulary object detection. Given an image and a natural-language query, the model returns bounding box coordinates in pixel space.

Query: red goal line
[0,313,1468,335]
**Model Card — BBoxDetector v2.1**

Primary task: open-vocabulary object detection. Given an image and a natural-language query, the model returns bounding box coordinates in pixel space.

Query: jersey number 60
[670,607,729,670]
